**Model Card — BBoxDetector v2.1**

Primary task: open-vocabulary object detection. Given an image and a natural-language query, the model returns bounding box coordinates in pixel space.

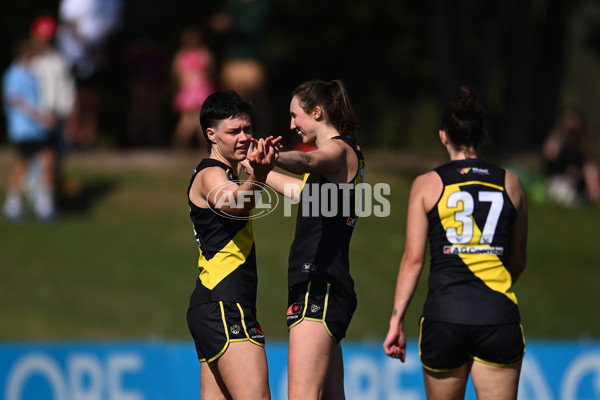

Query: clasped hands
[242,136,283,179]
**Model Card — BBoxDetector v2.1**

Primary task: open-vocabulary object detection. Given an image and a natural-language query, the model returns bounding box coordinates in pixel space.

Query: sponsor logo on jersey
[443,245,504,255]
[472,167,490,175]
[459,167,490,175]
[302,263,318,273]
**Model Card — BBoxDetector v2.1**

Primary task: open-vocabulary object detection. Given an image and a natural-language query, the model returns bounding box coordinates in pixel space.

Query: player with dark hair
[186,90,278,400]
[383,87,528,400]
[246,79,364,400]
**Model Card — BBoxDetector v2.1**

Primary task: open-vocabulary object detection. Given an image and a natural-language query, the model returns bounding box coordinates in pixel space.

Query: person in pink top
[172,27,216,150]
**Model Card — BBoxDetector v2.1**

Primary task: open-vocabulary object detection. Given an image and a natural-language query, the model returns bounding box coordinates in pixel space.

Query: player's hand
[262,136,282,165]
[265,135,283,150]
[248,138,276,180]
[239,159,253,175]
[249,137,280,166]
[383,324,407,362]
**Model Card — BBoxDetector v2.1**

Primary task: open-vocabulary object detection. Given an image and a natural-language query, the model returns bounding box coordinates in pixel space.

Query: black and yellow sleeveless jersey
[288,135,365,295]
[423,158,520,325]
[187,158,257,309]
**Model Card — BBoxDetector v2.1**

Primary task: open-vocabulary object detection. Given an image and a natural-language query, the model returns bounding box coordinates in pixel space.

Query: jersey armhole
[189,166,229,210]
[503,170,520,212]
[425,171,445,215]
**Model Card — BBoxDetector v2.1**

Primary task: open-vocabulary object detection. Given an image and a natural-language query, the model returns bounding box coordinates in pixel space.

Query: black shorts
[286,281,357,343]
[419,317,525,372]
[187,301,265,363]
[15,140,51,159]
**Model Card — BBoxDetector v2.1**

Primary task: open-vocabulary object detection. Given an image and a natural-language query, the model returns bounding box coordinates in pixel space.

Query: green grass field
[1,148,599,341]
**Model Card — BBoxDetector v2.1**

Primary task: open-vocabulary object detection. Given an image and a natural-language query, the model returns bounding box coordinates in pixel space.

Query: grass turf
[0,148,598,340]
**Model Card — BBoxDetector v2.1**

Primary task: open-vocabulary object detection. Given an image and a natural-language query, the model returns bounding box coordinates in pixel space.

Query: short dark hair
[199,90,252,152]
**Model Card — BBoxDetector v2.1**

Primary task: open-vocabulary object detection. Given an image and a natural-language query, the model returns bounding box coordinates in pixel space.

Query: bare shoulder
[307,137,348,180]
[320,136,348,156]
[190,166,230,207]
[505,169,527,210]
[414,170,440,185]
[411,171,443,212]
[195,165,227,186]
[412,171,442,195]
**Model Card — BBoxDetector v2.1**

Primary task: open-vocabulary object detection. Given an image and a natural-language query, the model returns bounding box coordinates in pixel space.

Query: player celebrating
[383,87,527,400]
[186,90,278,400]
[247,79,365,400]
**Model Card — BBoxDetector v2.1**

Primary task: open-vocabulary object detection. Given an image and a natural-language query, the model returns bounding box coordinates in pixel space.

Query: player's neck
[210,151,237,170]
[448,146,477,161]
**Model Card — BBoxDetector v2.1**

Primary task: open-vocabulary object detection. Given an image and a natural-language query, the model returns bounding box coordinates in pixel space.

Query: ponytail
[292,79,359,136]
[441,86,487,150]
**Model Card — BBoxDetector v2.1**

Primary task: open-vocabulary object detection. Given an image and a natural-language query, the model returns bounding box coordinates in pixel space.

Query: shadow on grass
[56,178,118,214]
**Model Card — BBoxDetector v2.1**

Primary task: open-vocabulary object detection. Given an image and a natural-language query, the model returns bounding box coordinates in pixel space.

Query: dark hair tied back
[292,79,359,136]
[442,86,487,150]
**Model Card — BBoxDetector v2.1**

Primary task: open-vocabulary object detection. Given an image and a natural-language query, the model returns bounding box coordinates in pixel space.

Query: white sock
[3,190,24,219]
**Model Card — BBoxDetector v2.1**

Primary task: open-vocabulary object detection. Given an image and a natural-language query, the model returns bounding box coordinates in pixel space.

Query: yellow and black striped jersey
[187,158,257,308]
[288,135,365,295]
[423,159,520,325]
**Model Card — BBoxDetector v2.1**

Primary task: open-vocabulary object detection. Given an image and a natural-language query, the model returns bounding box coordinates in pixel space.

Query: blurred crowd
[541,108,600,207]
[2,0,599,225]
[1,0,272,223]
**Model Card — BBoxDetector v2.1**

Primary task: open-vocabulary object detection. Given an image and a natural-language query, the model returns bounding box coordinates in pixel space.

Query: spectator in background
[56,0,123,149]
[542,107,600,206]
[3,39,57,223]
[210,0,271,135]
[124,39,168,148]
[30,15,75,191]
[171,26,215,150]
[123,0,169,148]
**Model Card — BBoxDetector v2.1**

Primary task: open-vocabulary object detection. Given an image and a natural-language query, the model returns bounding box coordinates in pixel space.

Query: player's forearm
[265,170,302,200]
[276,151,312,175]
[509,245,527,284]
[390,257,423,327]
[215,179,266,216]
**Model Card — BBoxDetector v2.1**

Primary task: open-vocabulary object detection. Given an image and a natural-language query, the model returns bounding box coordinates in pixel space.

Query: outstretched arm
[192,139,279,216]
[276,138,351,182]
[242,137,305,200]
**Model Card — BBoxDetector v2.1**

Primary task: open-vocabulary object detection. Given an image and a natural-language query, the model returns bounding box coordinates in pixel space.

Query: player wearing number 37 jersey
[384,87,527,400]
[425,159,520,325]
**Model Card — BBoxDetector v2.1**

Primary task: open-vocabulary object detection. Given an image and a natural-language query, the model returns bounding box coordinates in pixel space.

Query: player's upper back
[428,158,516,263]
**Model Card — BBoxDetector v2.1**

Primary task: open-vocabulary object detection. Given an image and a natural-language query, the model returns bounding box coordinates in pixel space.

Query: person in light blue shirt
[2,38,56,222]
